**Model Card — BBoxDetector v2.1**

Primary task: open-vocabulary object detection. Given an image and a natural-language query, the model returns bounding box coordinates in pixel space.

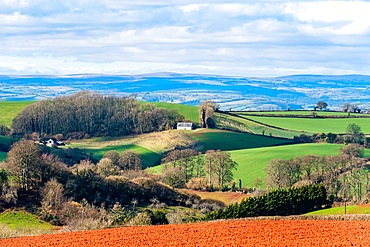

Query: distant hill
[1,73,370,111]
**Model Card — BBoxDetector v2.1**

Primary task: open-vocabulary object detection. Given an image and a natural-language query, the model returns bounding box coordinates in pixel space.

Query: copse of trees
[265,144,368,202]
[11,91,184,138]
[199,101,217,128]
[161,149,238,191]
[205,184,328,220]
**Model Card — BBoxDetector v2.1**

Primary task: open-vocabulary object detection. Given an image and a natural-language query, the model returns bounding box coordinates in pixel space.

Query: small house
[177,122,195,130]
[45,138,65,147]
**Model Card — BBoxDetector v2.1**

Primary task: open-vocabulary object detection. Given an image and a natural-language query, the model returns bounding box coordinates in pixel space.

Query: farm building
[44,138,65,147]
[177,122,195,130]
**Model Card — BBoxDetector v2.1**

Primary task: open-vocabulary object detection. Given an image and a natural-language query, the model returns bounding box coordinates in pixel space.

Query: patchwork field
[216,113,299,139]
[236,110,364,117]
[2,219,370,246]
[244,115,370,134]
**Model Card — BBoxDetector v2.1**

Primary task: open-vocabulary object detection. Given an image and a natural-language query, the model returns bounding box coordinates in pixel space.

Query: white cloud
[0,1,369,76]
[284,1,370,35]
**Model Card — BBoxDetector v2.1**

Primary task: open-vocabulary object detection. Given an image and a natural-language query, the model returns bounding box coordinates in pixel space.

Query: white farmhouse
[177,122,195,130]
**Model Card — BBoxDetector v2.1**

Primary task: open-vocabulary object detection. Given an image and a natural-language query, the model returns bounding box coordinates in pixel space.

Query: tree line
[265,144,370,202]
[205,184,328,220]
[11,91,184,138]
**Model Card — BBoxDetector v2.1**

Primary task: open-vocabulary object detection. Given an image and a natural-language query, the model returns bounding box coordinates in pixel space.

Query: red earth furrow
[1,219,370,247]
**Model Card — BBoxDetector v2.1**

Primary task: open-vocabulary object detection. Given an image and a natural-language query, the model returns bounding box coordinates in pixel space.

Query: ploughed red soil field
[1,219,370,247]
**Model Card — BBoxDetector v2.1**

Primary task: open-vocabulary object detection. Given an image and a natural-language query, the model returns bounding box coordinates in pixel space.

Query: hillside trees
[199,101,217,128]
[6,140,42,191]
[204,150,238,190]
[11,92,184,138]
[265,144,369,202]
[161,149,237,190]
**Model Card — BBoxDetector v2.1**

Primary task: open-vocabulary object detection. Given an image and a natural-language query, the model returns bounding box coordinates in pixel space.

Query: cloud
[0,1,369,76]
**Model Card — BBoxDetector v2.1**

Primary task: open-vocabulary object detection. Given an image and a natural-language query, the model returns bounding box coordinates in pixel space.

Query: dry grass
[70,129,196,154]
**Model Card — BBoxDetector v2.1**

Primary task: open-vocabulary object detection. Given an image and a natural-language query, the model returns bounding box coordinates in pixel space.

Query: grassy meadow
[0,210,55,238]
[230,143,347,188]
[236,110,364,117]
[244,115,370,134]
[187,129,292,151]
[217,113,300,139]
[180,189,250,206]
[0,101,33,127]
[152,102,199,124]
[146,142,348,187]
[306,204,370,215]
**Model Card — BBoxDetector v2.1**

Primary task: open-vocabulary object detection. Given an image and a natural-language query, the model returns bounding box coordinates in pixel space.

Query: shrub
[126,212,152,226]
[186,177,208,190]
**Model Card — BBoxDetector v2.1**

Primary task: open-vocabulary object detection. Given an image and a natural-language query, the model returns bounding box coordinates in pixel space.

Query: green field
[236,110,364,117]
[0,210,54,231]
[230,143,348,188]
[151,102,199,124]
[69,143,161,169]
[217,113,299,139]
[0,135,11,146]
[0,152,6,162]
[0,101,33,127]
[147,143,347,186]
[244,115,370,134]
[187,129,292,151]
[306,204,370,215]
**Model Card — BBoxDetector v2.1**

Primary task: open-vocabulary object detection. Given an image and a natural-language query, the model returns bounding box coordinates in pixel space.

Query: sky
[0,0,370,76]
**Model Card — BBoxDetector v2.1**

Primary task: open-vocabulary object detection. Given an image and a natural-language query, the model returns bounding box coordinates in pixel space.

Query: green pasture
[306,204,370,215]
[230,143,347,188]
[0,152,6,162]
[69,143,161,169]
[187,129,292,151]
[244,116,370,134]
[151,102,199,124]
[0,210,54,231]
[217,113,299,139]
[0,135,11,146]
[236,110,364,117]
[0,101,33,127]
[146,143,346,185]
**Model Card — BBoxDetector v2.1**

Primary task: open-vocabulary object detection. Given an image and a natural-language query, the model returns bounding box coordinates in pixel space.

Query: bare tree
[199,101,216,128]
[6,140,42,191]
[118,150,142,171]
[204,150,237,190]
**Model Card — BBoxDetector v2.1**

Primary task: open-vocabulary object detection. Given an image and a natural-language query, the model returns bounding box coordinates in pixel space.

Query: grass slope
[0,101,33,127]
[180,189,250,206]
[151,102,199,124]
[217,113,299,139]
[244,116,370,134]
[69,143,161,169]
[230,143,346,188]
[236,110,364,117]
[187,129,292,151]
[0,210,54,230]
[306,204,370,215]
[0,152,6,162]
